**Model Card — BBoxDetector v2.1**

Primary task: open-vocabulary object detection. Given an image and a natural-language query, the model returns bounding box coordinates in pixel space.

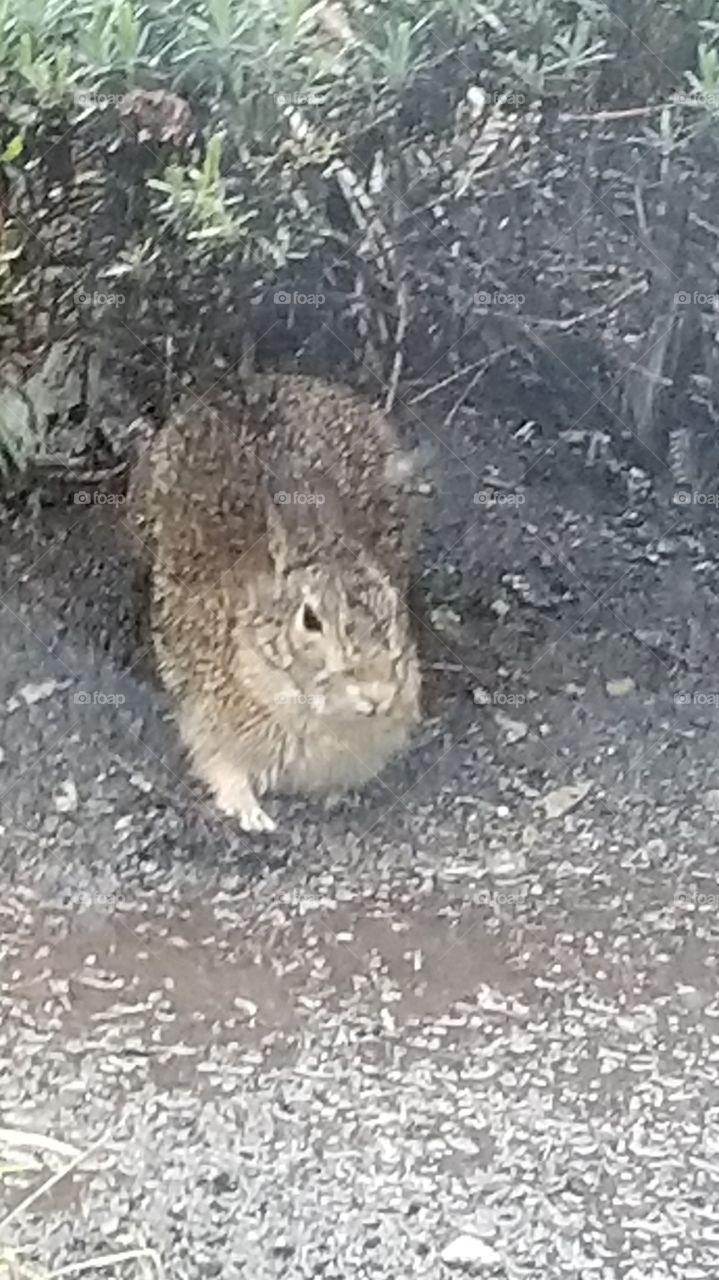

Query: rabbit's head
[236,491,420,722]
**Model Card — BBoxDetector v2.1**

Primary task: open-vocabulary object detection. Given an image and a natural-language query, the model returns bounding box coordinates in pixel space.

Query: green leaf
[201,132,223,190]
[206,0,232,44]
[114,0,138,63]
[1,133,22,162]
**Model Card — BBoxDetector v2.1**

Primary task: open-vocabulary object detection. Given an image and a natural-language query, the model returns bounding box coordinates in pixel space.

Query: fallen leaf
[541,781,591,819]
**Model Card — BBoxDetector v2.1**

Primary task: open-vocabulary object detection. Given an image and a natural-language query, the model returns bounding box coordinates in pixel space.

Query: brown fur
[127,373,421,831]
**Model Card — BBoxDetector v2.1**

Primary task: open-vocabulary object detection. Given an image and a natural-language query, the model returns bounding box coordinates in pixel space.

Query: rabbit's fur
[128,373,421,831]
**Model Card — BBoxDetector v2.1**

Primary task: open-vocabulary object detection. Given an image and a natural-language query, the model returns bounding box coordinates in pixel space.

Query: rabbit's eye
[303,604,323,633]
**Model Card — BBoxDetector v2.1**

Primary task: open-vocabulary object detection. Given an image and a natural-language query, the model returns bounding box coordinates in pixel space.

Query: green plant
[1,132,22,162]
[499,14,609,93]
[686,38,719,100]
[147,132,256,241]
[16,34,73,101]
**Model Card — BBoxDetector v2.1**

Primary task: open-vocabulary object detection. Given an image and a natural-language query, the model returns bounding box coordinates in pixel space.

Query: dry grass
[0,1131,162,1280]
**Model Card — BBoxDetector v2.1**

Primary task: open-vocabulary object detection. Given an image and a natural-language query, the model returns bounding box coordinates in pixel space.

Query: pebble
[704,790,719,813]
[441,1235,501,1267]
[490,599,510,619]
[431,605,463,631]
[606,677,636,697]
[53,780,79,813]
[15,679,62,706]
[541,781,592,819]
[635,630,666,648]
[564,682,585,697]
[130,773,153,793]
[494,712,528,744]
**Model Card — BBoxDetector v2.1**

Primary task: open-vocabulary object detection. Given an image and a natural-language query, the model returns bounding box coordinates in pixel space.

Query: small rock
[53,780,78,813]
[490,599,510,620]
[488,848,527,877]
[431,605,462,631]
[17,679,61,706]
[472,686,492,707]
[605,677,636,697]
[466,87,488,117]
[704,790,719,813]
[441,1235,500,1267]
[635,629,665,648]
[130,773,153,794]
[564,682,584,697]
[0,747,5,765]
[541,781,591,819]
[494,712,528,744]
[643,837,668,861]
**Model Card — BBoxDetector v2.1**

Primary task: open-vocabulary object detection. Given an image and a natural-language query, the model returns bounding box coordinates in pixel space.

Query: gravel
[3,406,719,1278]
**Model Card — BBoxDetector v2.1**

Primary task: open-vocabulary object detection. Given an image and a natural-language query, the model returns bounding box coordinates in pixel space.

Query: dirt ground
[2,395,719,1278]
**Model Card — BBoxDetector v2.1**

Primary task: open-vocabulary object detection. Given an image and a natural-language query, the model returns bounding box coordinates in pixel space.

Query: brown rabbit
[127,374,421,831]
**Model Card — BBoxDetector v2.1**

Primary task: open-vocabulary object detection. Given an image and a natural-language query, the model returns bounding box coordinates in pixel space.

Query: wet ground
[2,397,719,1278]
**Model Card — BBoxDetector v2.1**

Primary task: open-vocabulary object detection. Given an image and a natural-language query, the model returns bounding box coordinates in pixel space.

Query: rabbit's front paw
[203,758,276,833]
[215,785,276,832]
[229,798,277,833]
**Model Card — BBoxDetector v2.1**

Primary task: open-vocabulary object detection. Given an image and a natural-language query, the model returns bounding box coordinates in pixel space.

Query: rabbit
[127,372,422,832]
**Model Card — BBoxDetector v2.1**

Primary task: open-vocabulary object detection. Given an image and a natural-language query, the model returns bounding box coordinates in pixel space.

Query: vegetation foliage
[0,0,718,474]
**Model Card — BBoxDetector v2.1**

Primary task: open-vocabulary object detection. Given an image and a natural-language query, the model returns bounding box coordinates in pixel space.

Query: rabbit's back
[130,372,415,579]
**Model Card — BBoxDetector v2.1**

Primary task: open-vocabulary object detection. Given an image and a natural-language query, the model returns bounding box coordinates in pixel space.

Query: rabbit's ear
[264,479,340,575]
[264,493,292,576]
